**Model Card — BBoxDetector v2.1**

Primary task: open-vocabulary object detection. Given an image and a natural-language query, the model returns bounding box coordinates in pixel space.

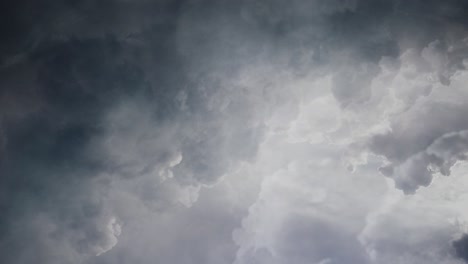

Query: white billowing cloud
[228,70,380,264]
[379,130,468,194]
[370,43,468,193]
[94,217,122,256]
[231,37,468,264]
[359,161,468,264]
[287,93,341,144]
[232,97,386,264]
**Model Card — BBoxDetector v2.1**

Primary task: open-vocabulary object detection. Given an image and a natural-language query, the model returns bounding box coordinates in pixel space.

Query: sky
[1,0,468,263]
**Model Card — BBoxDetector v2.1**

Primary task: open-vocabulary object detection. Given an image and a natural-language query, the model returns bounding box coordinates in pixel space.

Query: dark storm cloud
[0,36,159,263]
[0,1,266,262]
[1,2,183,262]
[454,234,468,263]
[1,0,468,264]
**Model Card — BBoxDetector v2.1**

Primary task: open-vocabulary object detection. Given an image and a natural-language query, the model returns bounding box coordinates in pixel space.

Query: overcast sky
[1,1,468,264]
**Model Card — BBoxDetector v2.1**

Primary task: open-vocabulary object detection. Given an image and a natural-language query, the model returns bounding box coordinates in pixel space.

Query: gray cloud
[454,234,468,263]
[378,130,468,193]
[1,0,468,264]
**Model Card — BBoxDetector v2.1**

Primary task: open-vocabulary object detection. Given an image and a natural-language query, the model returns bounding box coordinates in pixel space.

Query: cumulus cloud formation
[1,0,468,264]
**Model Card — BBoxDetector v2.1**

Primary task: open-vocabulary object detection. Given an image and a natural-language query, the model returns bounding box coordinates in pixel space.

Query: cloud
[1,0,468,264]
[379,130,468,194]
[0,1,271,262]
[368,42,468,193]
[453,234,468,262]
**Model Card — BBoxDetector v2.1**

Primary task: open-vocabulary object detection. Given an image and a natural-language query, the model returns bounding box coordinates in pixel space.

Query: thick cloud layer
[1,1,468,264]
